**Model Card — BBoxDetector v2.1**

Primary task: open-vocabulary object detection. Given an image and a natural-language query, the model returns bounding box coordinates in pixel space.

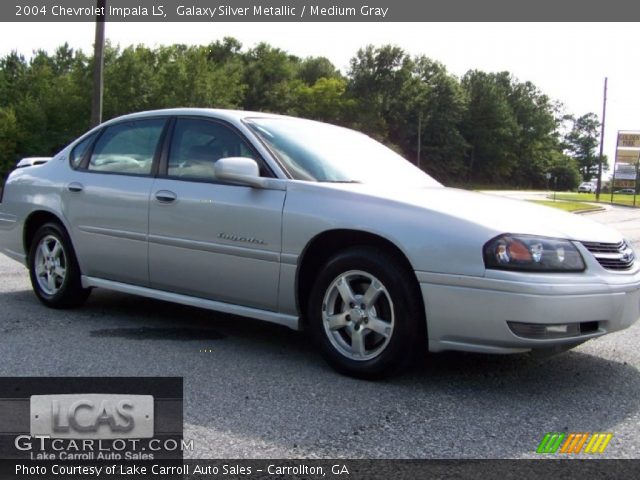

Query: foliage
[547,151,582,191]
[0,39,595,190]
[562,113,603,180]
[460,70,518,183]
[0,107,18,183]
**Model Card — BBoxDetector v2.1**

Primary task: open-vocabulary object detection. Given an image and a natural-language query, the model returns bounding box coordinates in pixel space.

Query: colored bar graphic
[560,433,589,453]
[573,433,589,453]
[537,433,613,454]
[561,433,575,453]
[584,433,613,454]
[536,432,566,454]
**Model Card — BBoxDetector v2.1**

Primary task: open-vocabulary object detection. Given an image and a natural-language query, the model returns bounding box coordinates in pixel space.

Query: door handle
[155,190,177,203]
[67,182,84,193]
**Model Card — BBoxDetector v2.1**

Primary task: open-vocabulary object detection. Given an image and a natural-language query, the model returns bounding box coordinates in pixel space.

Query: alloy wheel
[321,270,395,361]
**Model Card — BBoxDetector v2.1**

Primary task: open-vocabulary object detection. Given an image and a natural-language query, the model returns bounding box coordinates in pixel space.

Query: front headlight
[483,234,585,272]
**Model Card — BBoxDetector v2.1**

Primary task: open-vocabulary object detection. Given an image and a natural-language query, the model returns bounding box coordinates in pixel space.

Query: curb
[574,207,606,215]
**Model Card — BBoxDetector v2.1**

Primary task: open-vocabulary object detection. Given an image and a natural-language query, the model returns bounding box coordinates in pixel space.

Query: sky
[1,22,639,169]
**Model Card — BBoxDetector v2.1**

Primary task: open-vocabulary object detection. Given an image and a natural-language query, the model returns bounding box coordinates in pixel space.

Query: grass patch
[528,200,602,212]
[553,192,639,207]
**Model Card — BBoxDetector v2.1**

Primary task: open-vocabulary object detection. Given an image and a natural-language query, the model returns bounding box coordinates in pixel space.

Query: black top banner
[4,0,640,22]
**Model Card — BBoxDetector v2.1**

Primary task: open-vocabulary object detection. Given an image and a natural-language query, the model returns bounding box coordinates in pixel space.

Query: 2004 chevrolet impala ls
[0,109,639,378]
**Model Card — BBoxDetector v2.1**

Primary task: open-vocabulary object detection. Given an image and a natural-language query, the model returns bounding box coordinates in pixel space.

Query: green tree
[103,44,159,117]
[547,151,581,190]
[205,37,242,64]
[347,45,414,140]
[411,56,468,180]
[297,56,340,85]
[0,106,18,183]
[563,113,602,180]
[289,77,353,123]
[242,43,299,112]
[505,80,562,187]
[460,70,518,183]
[0,52,27,107]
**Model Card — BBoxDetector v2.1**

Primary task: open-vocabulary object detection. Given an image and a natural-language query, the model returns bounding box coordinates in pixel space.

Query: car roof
[104,108,289,125]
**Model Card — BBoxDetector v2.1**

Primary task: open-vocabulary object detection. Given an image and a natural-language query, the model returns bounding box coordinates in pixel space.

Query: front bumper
[417,265,640,354]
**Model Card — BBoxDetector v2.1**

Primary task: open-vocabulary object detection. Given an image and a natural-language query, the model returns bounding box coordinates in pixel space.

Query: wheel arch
[296,229,425,329]
[23,210,70,256]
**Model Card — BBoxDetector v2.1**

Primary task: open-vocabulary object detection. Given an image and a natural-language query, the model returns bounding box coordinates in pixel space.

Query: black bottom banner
[2,459,639,480]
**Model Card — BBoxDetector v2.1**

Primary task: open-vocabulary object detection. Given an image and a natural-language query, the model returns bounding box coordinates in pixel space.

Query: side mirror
[214,157,267,189]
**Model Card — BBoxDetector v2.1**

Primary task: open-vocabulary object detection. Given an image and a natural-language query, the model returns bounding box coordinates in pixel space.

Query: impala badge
[218,233,267,246]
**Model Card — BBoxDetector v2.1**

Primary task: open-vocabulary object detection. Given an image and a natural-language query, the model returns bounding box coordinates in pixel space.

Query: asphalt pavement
[0,203,639,459]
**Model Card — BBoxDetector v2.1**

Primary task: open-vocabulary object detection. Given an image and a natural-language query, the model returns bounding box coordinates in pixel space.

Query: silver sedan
[0,108,639,378]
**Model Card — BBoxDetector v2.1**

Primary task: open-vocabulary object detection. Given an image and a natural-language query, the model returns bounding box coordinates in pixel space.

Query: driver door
[148,117,286,311]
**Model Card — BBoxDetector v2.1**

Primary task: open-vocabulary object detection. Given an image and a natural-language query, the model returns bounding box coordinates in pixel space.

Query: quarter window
[69,132,97,169]
[88,119,165,175]
[167,118,258,180]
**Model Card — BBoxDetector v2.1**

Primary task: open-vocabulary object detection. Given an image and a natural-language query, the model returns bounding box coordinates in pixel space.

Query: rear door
[62,118,167,285]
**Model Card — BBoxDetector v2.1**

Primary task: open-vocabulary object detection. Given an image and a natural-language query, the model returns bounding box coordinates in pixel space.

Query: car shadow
[83,288,306,348]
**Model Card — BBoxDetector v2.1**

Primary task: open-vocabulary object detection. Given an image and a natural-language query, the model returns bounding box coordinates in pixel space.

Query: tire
[28,222,90,309]
[308,247,425,379]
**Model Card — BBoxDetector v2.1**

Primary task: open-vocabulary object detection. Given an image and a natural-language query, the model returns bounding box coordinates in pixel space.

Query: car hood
[329,184,623,244]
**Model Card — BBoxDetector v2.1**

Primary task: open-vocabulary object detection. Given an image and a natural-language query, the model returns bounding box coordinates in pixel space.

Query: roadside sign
[617,132,640,149]
[612,131,640,205]
[616,149,639,163]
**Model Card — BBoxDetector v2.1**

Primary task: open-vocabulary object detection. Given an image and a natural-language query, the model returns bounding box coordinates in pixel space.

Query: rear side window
[88,119,165,175]
[69,133,97,168]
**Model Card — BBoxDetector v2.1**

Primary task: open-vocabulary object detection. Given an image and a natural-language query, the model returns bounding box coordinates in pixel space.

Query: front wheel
[308,247,425,379]
[28,222,90,308]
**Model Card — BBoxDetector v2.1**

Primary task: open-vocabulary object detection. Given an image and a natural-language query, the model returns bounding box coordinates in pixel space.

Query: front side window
[167,118,258,180]
[88,119,165,175]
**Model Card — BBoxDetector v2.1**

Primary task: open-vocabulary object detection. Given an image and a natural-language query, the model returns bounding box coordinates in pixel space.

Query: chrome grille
[581,240,635,271]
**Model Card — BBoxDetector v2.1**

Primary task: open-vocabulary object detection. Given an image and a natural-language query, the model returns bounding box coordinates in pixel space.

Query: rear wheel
[28,222,90,308]
[308,247,424,379]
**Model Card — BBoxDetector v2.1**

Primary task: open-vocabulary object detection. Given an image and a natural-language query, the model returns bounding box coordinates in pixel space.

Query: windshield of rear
[246,117,441,187]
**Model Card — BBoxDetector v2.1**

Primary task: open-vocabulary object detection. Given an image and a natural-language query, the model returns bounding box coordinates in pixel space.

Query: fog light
[507,321,587,339]
[546,325,568,334]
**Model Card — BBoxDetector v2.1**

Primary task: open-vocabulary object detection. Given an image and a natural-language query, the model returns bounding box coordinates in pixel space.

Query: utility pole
[596,77,607,201]
[417,112,421,169]
[90,0,106,127]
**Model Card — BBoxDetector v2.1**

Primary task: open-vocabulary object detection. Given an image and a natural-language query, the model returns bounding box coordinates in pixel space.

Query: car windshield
[246,117,441,187]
